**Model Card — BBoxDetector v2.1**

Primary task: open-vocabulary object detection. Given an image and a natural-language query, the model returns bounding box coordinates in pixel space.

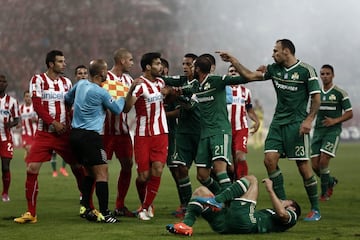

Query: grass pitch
[1,143,360,240]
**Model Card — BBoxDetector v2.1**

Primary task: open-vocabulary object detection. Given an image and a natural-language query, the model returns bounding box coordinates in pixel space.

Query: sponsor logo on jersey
[0,109,10,115]
[42,91,65,100]
[320,106,336,111]
[274,80,298,92]
[197,96,214,102]
[148,94,163,103]
[232,96,245,104]
[21,112,34,118]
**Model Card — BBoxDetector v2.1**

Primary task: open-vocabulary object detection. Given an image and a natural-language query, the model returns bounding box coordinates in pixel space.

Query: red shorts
[26,131,78,164]
[103,134,133,160]
[0,140,14,158]
[232,128,249,153]
[134,134,168,172]
[22,135,34,148]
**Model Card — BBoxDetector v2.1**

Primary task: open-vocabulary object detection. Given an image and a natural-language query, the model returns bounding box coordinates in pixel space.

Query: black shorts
[70,128,107,167]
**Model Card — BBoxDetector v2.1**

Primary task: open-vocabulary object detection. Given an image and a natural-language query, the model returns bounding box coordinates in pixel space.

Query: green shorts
[172,133,200,167]
[202,200,258,234]
[311,128,341,158]
[264,122,310,160]
[195,134,232,168]
[225,199,258,234]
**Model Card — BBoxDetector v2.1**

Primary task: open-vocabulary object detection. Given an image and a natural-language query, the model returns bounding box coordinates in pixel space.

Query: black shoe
[85,209,100,222]
[102,210,119,223]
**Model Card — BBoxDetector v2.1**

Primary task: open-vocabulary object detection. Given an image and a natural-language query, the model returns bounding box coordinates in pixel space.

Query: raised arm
[263,178,290,222]
[162,75,187,87]
[216,51,265,81]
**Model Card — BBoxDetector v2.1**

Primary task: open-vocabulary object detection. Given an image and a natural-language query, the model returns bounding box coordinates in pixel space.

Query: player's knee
[119,158,133,169]
[178,165,189,178]
[137,171,150,182]
[235,151,246,161]
[263,157,278,171]
[26,163,40,174]
[196,174,208,183]
[151,164,164,177]
[192,186,212,197]
[137,174,148,183]
[243,175,257,186]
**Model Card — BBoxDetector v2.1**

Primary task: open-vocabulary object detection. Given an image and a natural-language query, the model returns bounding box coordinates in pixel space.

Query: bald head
[113,48,130,63]
[112,48,134,73]
[89,59,108,82]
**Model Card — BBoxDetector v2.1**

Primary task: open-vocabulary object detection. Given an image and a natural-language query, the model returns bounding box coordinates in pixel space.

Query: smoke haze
[0,0,358,129]
[176,0,359,127]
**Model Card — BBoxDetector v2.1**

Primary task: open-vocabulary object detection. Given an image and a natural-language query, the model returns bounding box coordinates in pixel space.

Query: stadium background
[0,0,359,141]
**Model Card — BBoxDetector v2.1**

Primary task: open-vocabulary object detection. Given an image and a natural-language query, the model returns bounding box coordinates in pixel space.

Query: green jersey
[264,60,320,125]
[177,79,201,134]
[195,74,247,138]
[254,208,297,233]
[204,206,297,234]
[164,99,177,163]
[164,100,178,134]
[315,85,352,131]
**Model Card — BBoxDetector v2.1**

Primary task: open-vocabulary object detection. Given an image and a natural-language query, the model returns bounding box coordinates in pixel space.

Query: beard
[151,70,161,78]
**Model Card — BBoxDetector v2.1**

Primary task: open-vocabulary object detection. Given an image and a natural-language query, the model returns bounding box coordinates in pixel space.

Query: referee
[65,59,126,223]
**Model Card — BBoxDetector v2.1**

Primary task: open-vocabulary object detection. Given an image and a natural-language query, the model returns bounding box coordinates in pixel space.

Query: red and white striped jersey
[132,76,168,136]
[227,85,252,130]
[103,71,133,135]
[19,103,37,137]
[29,73,71,132]
[0,95,20,141]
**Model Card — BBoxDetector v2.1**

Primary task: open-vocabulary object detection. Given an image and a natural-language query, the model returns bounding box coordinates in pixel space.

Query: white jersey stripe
[227,85,252,131]
[30,73,71,132]
[133,76,168,136]
[0,95,19,141]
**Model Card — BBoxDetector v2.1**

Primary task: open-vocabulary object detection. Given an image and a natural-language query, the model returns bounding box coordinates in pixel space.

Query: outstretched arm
[216,51,265,81]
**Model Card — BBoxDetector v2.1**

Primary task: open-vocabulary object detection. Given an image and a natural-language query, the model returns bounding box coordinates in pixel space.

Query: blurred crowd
[0,0,182,99]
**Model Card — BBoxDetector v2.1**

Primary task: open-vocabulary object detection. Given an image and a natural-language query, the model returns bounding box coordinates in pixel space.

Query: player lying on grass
[166,175,301,236]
